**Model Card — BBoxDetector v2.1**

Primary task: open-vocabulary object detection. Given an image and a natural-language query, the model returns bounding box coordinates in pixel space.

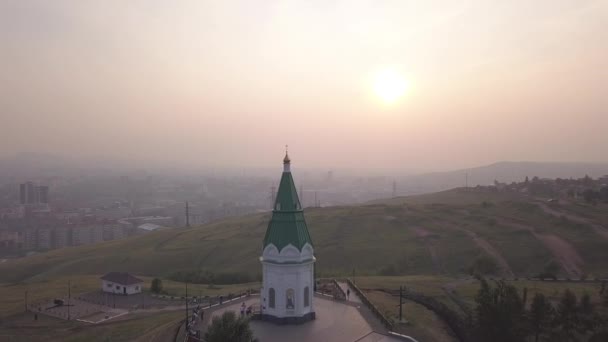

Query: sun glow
[372,68,409,104]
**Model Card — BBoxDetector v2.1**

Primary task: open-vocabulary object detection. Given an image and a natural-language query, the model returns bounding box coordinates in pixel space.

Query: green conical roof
[263,154,313,252]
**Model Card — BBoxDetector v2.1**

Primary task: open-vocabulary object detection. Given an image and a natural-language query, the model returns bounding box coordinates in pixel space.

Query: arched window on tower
[286,288,295,309]
[269,288,275,308]
[304,286,310,307]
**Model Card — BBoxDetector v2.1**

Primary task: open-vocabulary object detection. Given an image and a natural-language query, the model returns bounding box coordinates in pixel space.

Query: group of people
[187,305,203,338]
[240,302,253,316]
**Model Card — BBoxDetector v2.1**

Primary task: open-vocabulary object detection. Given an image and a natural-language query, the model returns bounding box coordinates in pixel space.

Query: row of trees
[474,278,607,342]
[581,187,608,203]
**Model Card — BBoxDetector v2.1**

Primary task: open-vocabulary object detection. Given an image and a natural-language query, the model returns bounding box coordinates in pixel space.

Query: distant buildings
[19,182,49,205]
[0,220,129,250]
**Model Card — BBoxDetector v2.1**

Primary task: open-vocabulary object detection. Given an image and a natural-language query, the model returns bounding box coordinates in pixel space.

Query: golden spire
[283,145,291,164]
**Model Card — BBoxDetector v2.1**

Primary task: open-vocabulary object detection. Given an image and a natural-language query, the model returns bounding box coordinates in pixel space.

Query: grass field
[0,310,183,342]
[0,274,259,318]
[2,273,604,342]
[365,289,457,342]
[1,189,606,285]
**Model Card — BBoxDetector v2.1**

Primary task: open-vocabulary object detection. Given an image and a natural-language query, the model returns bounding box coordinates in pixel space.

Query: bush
[205,311,257,342]
[537,260,560,280]
[378,264,397,276]
[151,278,163,293]
[469,256,499,275]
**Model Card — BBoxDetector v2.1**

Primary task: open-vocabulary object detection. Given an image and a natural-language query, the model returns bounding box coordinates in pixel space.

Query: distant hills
[398,161,608,195]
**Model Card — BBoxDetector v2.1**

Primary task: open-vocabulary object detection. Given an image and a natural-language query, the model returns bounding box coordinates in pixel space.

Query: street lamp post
[399,286,403,322]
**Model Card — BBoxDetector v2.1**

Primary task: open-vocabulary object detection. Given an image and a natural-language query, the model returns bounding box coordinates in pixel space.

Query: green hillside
[2,188,607,283]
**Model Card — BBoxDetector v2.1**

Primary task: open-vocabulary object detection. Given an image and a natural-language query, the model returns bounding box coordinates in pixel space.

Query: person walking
[240,302,246,316]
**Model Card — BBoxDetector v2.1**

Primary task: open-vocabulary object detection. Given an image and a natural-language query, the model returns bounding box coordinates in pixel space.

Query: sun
[372,68,409,104]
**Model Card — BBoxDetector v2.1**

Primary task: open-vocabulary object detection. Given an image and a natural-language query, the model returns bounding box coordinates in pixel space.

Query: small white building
[137,223,165,233]
[100,272,144,295]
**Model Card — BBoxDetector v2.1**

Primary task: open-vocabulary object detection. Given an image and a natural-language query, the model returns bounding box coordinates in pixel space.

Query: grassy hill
[1,189,607,284]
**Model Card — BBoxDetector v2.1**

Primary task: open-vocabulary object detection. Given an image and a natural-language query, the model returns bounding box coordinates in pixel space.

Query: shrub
[151,278,163,293]
[469,255,499,275]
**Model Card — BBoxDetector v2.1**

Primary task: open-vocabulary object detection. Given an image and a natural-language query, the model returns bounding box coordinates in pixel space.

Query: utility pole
[185,282,189,325]
[67,280,71,320]
[399,285,403,322]
[392,180,397,198]
[185,201,190,227]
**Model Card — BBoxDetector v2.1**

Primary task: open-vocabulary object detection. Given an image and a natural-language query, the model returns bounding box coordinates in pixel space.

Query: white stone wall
[261,243,315,318]
[101,280,142,295]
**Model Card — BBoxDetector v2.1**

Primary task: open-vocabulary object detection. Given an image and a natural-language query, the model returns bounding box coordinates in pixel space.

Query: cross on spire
[283,145,291,166]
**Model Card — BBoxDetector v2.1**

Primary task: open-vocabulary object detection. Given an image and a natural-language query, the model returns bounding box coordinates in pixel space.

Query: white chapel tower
[260,151,316,323]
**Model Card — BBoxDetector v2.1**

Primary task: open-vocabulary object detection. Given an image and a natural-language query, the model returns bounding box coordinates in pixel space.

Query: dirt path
[499,219,584,278]
[414,228,444,274]
[442,278,475,316]
[534,234,583,278]
[536,201,608,239]
[460,229,515,278]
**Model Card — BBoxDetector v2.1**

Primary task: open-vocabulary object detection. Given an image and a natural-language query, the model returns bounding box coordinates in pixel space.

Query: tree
[578,293,597,334]
[552,289,580,341]
[475,278,526,342]
[469,255,499,275]
[583,189,597,203]
[205,311,257,342]
[567,189,575,198]
[599,186,608,202]
[583,175,593,186]
[527,293,554,342]
[151,278,163,294]
[539,261,560,280]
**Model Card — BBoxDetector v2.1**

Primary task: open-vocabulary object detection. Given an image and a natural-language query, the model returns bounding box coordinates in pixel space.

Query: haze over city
[2,0,607,171]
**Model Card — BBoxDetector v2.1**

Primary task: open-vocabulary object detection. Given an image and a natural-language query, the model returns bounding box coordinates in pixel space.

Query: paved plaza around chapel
[205,295,402,342]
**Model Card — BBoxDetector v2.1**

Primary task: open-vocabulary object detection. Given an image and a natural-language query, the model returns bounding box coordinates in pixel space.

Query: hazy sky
[1,0,607,171]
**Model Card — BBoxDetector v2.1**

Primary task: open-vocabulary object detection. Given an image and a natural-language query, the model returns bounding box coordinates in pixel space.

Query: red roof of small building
[100,272,143,285]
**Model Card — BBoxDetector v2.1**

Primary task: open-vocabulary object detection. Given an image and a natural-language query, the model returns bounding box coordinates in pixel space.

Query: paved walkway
[337,281,362,304]
[356,332,409,342]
